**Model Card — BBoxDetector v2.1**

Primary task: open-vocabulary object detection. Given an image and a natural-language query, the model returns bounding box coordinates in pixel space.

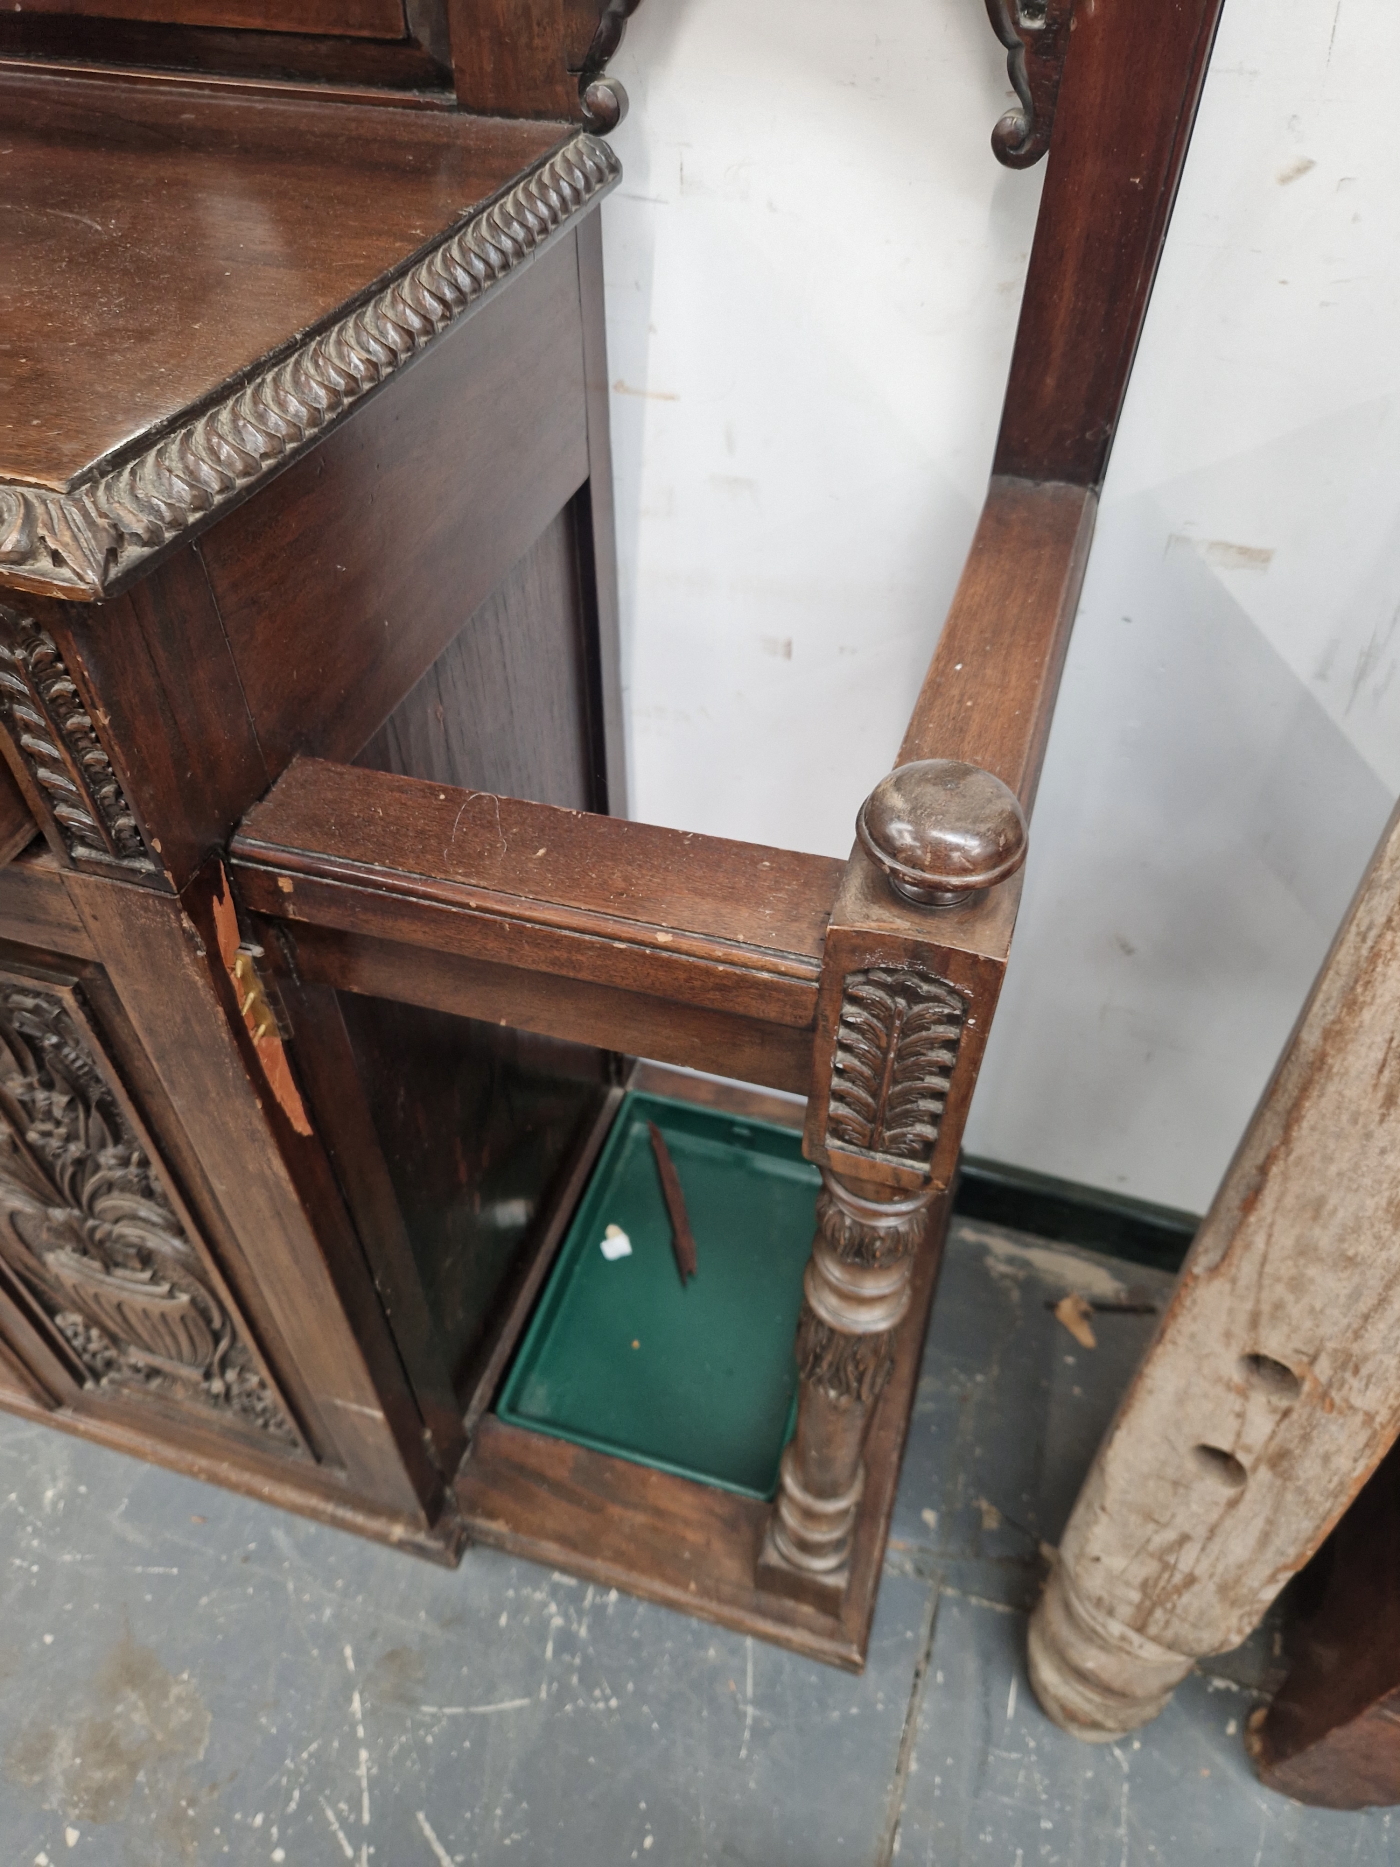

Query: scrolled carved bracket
[984,0,1076,169]
[0,134,621,601]
[577,0,645,132]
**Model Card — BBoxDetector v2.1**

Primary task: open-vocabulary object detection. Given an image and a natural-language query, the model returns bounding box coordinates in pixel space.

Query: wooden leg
[1027,796,1400,1742]
[759,1169,935,1604]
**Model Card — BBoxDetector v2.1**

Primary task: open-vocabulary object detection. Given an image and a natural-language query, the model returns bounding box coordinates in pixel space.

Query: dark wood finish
[19,0,409,34]
[356,505,596,811]
[266,977,466,1473]
[0,64,629,1581]
[232,758,840,1032]
[899,477,1097,810]
[1250,1441,1400,1807]
[29,551,270,893]
[0,25,450,93]
[457,1190,951,1669]
[256,917,819,1093]
[0,766,35,872]
[0,848,97,959]
[65,870,444,1518]
[0,594,162,882]
[994,0,1226,485]
[858,760,1028,908]
[0,72,568,496]
[761,1174,939,1601]
[201,231,591,769]
[0,952,307,1452]
[983,0,1074,169]
[447,0,598,117]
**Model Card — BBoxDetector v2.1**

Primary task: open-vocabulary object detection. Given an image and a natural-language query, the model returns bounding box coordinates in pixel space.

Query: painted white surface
[601,0,1399,1213]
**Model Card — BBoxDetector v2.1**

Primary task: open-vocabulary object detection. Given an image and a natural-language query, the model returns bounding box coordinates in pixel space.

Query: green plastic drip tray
[496,1091,820,1500]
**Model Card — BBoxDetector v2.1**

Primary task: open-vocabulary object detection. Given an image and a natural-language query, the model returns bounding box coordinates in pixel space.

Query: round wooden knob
[856,760,1028,908]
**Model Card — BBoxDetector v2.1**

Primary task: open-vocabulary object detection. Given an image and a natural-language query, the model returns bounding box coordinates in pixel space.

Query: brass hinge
[230,943,288,1045]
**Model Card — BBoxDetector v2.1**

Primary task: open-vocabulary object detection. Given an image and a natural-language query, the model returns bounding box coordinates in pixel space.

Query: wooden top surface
[234,758,844,974]
[0,72,569,491]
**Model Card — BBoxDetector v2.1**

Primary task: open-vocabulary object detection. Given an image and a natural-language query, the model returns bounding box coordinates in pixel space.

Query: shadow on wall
[602,0,1043,839]
[966,484,1395,1212]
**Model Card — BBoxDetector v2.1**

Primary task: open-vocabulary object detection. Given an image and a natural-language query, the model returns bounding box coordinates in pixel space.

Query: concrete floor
[1,1217,1394,1865]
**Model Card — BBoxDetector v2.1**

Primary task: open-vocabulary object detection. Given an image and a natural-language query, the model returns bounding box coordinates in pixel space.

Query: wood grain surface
[994,0,1226,484]
[0,71,566,489]
[1029,794,1400,1737]
[233,758,841,1025]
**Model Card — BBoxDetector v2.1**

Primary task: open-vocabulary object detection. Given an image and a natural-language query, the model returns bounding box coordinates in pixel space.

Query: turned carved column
[761,760,1028,1601]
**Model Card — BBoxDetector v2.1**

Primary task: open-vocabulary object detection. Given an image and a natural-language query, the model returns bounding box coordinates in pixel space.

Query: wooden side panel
[357,504,595,811]
[0,853,95,959]
[0,764,35,873]
[46,547,270,894]
[994,0,1226,484]
[200,231,590,780]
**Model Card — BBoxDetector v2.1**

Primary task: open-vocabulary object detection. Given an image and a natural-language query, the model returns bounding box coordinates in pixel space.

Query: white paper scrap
[599,1224,632,1261]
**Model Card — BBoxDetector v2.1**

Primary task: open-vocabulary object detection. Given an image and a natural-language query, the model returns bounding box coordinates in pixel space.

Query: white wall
[601,0,1400,1214]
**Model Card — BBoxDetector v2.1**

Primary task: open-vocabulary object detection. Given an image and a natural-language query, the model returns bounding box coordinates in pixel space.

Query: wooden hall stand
[0,0,1226,1669]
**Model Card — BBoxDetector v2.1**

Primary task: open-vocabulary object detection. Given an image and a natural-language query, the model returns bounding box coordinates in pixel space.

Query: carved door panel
[0,960,306,1457]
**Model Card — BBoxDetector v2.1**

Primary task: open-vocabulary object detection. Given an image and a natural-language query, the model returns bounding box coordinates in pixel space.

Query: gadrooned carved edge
[0,134,622,600]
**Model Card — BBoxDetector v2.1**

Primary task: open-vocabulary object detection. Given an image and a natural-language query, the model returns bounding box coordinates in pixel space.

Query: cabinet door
[0,957,306,1458]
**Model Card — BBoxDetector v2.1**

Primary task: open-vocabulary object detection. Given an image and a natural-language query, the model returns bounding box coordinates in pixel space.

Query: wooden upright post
[1029,797,1400,1742]
[760,760,1028,1602]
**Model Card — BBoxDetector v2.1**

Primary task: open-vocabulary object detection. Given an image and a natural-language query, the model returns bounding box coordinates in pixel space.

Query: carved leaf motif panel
[824,967,967,1178]
[0,602,156,878]
[0,975,301,1452]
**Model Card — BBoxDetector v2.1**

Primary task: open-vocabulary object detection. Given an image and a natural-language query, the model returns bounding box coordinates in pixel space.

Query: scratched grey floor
[2,1218,1396,1866]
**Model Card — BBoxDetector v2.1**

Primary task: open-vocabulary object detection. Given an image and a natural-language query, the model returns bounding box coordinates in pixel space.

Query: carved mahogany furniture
[0,0,1226,1668]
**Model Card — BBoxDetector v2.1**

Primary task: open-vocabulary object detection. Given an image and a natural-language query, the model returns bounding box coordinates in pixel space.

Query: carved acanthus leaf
[0,982,300,1449]
[815,1182,929,1269]
[0,134,621,600]
[983,0,1076,169]
[795,1305,896,1408]
[825,967,966,1178]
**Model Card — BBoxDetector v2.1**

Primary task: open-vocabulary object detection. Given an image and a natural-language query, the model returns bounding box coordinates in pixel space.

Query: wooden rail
[231,758,844,1094]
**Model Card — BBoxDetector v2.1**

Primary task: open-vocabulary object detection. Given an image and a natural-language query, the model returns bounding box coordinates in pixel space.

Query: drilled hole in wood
[1241,1352,1303,1401]
[1192,1444,1247,1490]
